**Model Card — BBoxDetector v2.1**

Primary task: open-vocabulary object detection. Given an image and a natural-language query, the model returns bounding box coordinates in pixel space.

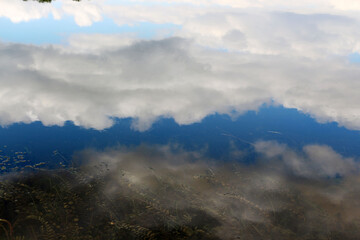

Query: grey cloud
[0,38,269,130]
[68,143,360,239]
[304,145,358,177]
[1,37,360,131]
[75,144,287,228]
[178,11,360,57]
[4,1,360,58]
[79,3,360,57]
[254,140,359,178]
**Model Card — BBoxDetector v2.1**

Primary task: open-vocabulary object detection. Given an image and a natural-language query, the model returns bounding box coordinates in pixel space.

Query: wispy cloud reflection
[69,143,360,239]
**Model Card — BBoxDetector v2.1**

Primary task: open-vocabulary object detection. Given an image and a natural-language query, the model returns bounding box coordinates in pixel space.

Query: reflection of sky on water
[1,106,359,166]
[0,0,360,166]
[349,53,360,63]
[0,16,179,44]
[2,2,360,239]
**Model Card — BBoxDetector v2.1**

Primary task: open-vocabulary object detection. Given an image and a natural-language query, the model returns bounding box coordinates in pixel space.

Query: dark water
[0,105,359,167]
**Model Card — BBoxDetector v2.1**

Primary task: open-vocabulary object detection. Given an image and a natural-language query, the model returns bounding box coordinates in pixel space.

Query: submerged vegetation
[0,147,360,240]
[0,169,220,240]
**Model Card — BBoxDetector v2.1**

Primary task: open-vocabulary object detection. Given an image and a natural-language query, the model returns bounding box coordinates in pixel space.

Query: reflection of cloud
[1,38,268,130]
[5,0,360,24]
[1,38,360,130]
[124,0,360,12]
[66,34,135,53]
[178,11,360,57]
[3,0,360,57]
[255,140,359,178]
[61,0,103,26]
[0,0,61,22]
[1,1,360,131]
[71,143,360,239]
[76,144,289,231]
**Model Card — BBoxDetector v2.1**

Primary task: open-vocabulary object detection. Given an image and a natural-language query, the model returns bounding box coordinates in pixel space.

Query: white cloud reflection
[0,37,360,131]
[0,0,359,130]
